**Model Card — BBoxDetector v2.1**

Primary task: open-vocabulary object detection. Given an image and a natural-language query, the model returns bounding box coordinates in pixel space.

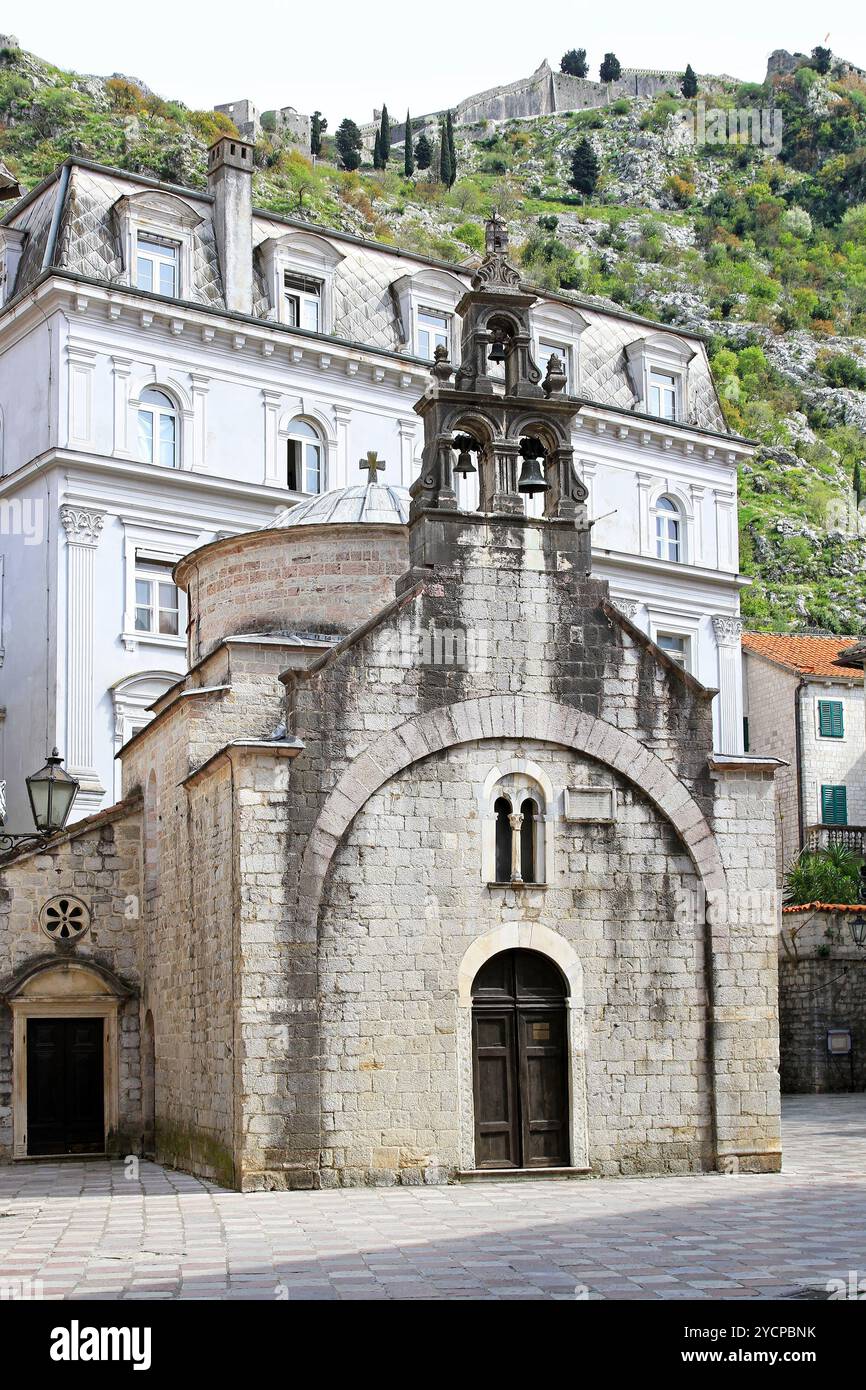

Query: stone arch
[300,695,726,927]
[455,924,588,1170]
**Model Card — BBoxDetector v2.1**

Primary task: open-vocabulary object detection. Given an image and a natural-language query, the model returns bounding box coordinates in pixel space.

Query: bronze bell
[488,329,507,365]
[452,434,477,476]
[517,455,549,494]
[518,437,549,494]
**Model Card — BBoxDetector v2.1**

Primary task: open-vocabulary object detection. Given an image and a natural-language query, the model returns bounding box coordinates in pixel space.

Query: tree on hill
[560,48,588,78]
[810,46,832,75]
[379,104,391,165]
[404,111,414,175]
[373,129,382,169]
[439,115,453,185]
[415,131,432,169]
[335,117,363,171]
[569,137,599,196]
[445,109,457,185]
[599,52,621,83]
[681,64,698,98]
[310,111,327,156]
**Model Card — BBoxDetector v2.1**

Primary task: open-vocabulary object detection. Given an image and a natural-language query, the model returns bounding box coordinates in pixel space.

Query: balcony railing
[806,824,866,856]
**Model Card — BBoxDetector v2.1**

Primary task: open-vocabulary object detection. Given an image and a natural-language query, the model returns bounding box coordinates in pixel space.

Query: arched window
[489,775,547,884]
[655,495,682,562]
[520,797,538,883]
[287,417,323,494]
[138,388,178,468]
[494,796,512,882]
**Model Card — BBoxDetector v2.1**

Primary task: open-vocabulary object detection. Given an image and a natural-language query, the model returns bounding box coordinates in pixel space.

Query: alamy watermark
[683,101,783,156]
[0,496,44,545]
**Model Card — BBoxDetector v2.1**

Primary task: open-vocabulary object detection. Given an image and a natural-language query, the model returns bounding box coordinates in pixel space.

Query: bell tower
[409,214,589,565]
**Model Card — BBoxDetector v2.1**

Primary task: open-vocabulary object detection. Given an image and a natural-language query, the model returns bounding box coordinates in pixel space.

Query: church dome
[268,481,410,530]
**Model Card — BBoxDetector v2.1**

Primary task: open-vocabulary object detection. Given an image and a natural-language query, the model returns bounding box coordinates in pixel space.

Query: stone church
[0,220,782,1187]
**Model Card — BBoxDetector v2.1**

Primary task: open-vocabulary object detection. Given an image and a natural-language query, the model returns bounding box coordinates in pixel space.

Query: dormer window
[283,272,322,331]
[258,231,343,333]
[537,338,572,391]
[625,332,695,424]
[416,306,451,361]
[136,233,179,297]
[649,369,677,421]
[112,190,203,302]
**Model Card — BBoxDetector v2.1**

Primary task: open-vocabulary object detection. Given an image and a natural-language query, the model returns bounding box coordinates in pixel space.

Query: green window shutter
[821,784,848,825]
[818,700,844,738]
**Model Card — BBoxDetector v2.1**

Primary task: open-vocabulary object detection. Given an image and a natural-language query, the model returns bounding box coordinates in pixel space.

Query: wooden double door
[26,1018,105,1156]
[472,950,569,1169]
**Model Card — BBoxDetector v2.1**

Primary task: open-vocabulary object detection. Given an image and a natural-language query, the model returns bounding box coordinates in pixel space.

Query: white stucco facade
[0,142,749,828]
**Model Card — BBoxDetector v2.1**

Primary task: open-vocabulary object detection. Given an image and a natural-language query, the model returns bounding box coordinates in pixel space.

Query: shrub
[611,98,630,115]
[781,205,813,238]
[106,77,145,114]
[784,845,862,906]
[479,155,507,174]
[665,173,695,206]
[820,352,866,389]
[187,109,237,144]
[453,221,483,252]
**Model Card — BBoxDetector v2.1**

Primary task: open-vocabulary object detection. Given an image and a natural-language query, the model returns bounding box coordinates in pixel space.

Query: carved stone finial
[542,352,567,397]
[430,343,455,383]
[359,451,386,481]
[471,213,522,293]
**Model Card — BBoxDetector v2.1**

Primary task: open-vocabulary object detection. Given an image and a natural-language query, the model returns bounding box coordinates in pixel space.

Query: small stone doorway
[26,1017,105,1156]
[471,949,569,1169]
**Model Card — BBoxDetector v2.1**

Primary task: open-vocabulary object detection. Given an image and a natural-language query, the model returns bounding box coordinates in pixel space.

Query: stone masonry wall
[237,512,782,1188]
[179,525,408,665]
[779,909,866,1093]
[318,740,709,1180]
[0,803,143,1157]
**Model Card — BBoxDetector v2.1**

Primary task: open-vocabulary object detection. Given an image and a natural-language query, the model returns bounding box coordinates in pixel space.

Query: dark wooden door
[26,1018,104,1156]
[472,950,568,1170]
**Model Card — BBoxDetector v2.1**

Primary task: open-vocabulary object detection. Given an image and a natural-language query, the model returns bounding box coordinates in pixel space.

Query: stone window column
[60,506,106,801]
[712,615,744,755]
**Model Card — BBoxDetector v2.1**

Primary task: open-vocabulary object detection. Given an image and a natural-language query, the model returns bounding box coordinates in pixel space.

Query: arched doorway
[471,949,569,1169]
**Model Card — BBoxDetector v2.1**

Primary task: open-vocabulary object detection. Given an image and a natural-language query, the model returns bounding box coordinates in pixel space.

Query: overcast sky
[8,0,862,125]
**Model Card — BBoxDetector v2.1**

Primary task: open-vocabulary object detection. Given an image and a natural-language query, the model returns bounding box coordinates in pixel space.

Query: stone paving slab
[0,1096,864,1301]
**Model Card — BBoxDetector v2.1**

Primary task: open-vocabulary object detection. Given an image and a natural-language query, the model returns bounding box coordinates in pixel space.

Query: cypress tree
[569,138,599,196]
[446,109,457,186]
[599,52,621,83]
[310,111,327,157]
[404,110,414,176]
[373,129,381,169]
[379,104,390,165]
[681,64,698,98]
[854,459,864,504]
[415,132,432,169]
[438,118,452,185]
[334,118,363,171]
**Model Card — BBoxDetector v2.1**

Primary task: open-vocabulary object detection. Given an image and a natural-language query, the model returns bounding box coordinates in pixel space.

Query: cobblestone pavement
[1,1096,864,1301]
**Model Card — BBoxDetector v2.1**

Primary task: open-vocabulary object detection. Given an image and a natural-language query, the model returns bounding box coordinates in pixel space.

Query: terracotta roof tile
[742,632,864,682]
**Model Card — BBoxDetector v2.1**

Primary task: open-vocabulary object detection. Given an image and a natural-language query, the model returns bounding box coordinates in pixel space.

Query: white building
[0,135,749,828]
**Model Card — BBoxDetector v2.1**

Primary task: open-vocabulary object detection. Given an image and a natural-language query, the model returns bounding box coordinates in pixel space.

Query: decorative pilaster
[637,473,654,555]
[190,373,210,472]
[397,417,417,488]
[110,356,132,457]
[689,483,705,564]
[60,506,106,799]
[712,614,744,755]
[714,489,736,571]
[334,405,352,488]
[262,389,283,485]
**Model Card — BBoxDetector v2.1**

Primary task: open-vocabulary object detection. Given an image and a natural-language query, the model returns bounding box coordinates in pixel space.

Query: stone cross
[359,451,386,481]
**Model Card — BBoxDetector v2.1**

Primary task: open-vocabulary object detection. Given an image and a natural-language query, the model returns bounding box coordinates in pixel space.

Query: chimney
[207,136,254,315]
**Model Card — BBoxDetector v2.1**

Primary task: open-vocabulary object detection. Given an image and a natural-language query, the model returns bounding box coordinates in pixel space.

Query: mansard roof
[1,157,727,434]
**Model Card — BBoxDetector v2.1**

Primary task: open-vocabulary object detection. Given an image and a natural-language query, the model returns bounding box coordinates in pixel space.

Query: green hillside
[2,40,866,633]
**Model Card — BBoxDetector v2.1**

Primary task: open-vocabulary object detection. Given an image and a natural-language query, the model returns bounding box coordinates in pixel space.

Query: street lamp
[850,913,866,950]
[0,749,79,853]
